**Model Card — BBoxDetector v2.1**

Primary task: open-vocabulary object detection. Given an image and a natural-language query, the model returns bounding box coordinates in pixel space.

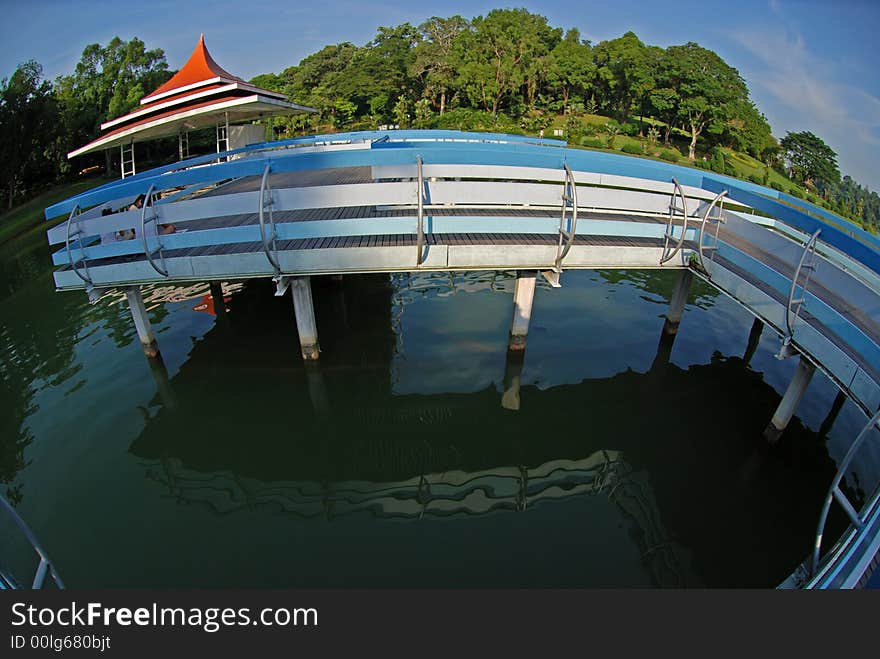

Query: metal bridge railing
[660,178,689,265]
[258,164,281,277]
[811,408,880,579]
[0,494,64,589]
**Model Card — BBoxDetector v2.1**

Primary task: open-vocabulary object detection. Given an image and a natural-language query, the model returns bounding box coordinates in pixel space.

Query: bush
[769,181,786,192]
[789,187,805,199]
[581,137,606,149]
[693,159,710,169]
[709,147,726,174]
[748,174,764,185]
[659,149,680,162]
[621,143,643,155]
[620,122,639,137]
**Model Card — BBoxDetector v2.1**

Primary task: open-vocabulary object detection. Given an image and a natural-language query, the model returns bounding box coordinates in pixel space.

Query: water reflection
[125,273,844,587]
[0,230,871,587]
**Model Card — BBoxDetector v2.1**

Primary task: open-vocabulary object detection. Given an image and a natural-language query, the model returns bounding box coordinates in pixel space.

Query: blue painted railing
[47,131,879,277]
[45,130,567,219]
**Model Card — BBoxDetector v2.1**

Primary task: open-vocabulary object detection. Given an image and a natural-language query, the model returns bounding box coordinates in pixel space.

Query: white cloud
[728,10,880,188]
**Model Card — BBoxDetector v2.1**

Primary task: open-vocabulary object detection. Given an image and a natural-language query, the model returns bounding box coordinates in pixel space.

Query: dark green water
[1,229,877,588]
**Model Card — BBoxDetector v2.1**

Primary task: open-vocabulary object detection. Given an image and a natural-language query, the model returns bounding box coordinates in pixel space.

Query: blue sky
[2,0,878,189]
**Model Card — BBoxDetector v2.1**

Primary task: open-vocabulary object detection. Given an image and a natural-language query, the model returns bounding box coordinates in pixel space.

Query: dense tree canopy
[0,60,56,208]
[780,130,841,191]
[0,10,877,233]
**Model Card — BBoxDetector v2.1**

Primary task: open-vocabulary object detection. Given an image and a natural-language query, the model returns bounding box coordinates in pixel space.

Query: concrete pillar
[291,276,320,361]
[764,356,816,443]
[124,285,159,358]
[508,271,537,351]
[502,349,525,411]
[663,270,693,335]
[743,316,764,366]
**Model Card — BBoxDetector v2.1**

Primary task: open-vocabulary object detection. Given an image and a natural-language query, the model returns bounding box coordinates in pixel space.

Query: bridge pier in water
[291,276,320,361]
[764,356,816,443]
[124,285,160,359]
[663,270,693,335]
[508,270,537,352]
[502,349,525,411]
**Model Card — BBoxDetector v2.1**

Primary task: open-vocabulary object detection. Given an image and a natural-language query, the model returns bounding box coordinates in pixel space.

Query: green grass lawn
[0,176,113,246]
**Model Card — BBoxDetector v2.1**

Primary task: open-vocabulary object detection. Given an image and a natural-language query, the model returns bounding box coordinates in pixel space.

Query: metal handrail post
[258,164,281,275]
[785,229,822,341]
[65,205,94,287]
[696,189,728,268]
[0,493,65,589]
[140,184,168,277]
[660,179,689,265]
[416,155,425,266]
[811,408,880,576]
[555,163,579,269]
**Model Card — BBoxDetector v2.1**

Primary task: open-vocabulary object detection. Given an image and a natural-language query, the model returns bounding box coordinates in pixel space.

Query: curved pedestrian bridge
[44,129,880,588]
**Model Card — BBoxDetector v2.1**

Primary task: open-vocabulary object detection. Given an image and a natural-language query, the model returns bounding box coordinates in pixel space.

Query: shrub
[620,122,639,137]
[694,160,710,169]
[621,143,643,155]
[709,147,726,174]
[769,181,786,192]
[564,115,584,144]
[581,137,606,149]
[789,187,805,199]
[748,174,764,185]
[659,149,680,162]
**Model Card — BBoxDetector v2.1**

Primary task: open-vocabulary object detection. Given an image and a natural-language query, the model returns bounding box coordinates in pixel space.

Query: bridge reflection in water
[127,272,847,588]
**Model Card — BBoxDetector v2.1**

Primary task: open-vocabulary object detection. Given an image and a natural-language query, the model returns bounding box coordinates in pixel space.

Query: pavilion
[67,35,315,177]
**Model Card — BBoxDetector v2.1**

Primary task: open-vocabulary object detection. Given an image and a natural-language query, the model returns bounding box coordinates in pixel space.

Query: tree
[780,131,841,190]
[454,9,560,115]
[57,37,169,173]
[411,16,469,115]
[0,61,57,208]
[593,32,652,124]
[547,28,594,114]
[661,43,749,160]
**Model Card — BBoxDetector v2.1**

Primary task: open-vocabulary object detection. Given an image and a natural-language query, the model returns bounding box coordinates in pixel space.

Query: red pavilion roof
[140,34,247,104]
[67,35,314,159]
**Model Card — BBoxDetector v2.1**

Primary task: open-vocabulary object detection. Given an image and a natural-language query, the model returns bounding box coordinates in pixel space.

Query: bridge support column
[124,285,159,358]
[764,356,816,443]
[291,276,320,361]
[502,349,525,411]
[508,271,537,351]
[663,270,693,335]
[743,316,764,366]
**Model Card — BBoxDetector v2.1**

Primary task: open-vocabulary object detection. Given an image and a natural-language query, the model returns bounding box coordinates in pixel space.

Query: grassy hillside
[0,176,113,246]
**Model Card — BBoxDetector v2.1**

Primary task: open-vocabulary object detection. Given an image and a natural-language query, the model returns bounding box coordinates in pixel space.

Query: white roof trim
[103,83,240,130]
[68,95,315,158]
[99,81,286,131]
[139,76,229,105]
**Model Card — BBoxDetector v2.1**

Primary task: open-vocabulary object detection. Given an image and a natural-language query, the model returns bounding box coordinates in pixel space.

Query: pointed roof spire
[140,35,246,104]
